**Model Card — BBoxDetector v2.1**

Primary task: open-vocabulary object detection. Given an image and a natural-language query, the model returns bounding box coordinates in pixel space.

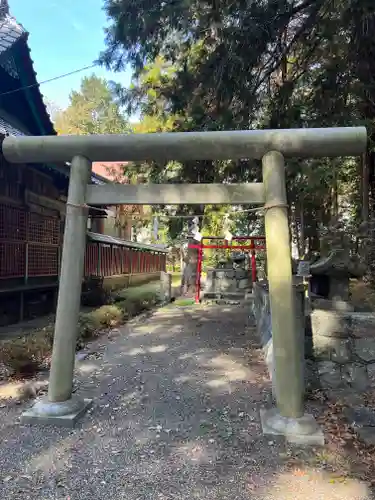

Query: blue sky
[10,0,132,109]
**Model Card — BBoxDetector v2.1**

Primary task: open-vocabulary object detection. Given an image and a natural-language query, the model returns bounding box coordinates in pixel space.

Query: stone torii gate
[2,127,367,442]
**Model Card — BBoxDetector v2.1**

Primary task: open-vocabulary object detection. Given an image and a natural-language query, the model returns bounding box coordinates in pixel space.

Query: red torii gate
[189,235,266,302]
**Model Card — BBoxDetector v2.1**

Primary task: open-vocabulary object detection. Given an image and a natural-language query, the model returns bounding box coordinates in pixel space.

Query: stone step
[201,297,254,307]
[203,291,249,300]
[312,298,354,312]
[222,292,249,300]
[202,290,253,304]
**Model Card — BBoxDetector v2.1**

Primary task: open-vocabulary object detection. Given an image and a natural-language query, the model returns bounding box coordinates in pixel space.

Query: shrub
[81,275,111,307]
[0,331,53,378]
[87,305,124,328]
[0,284,160,380]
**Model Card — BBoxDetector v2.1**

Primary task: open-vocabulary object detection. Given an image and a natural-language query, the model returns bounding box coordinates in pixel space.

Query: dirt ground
[0,302,373,499]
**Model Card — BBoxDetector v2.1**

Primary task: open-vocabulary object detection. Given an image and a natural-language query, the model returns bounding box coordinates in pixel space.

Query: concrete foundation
[260,408,324,446]
[103,272,161,291]
[21,396,92,428]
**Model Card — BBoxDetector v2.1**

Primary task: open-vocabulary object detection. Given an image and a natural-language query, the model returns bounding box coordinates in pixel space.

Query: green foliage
[0,331,53,377]
[0,284,161,378]
[54,74,129,135]
[99,0,375,257]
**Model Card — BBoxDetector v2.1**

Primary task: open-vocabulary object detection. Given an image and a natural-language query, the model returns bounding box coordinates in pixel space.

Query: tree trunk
[181,238,199,295]
[364,150,375,285]
[363,152,370,222]
[330,165,338,222]
[179,248,183,270]
[305,211,320,257]
[298,201,305,258]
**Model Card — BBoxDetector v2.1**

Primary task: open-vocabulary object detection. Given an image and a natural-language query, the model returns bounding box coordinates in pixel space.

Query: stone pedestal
[309,307,375,392]
[260,408,324,445]
[21,397,93,428]
[204,264,251,300]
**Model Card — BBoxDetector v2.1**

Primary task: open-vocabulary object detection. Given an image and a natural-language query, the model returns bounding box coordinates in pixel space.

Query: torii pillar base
[260,408,324,446]
[21,396,92,428]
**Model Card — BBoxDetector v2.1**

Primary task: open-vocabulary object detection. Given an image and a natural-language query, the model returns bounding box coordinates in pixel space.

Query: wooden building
[0,1,64,324]
[0,2,103,324]
[91,162,152,241]
[0,2,167,326]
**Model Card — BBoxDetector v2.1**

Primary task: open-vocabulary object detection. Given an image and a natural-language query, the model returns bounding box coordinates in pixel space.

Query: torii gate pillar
[260,151,323,445]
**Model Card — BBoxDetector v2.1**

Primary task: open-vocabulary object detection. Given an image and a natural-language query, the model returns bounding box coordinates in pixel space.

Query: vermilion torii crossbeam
[189,244,266,249]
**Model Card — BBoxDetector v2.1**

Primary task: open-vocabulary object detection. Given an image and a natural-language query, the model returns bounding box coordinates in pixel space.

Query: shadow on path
[0,303,372,499]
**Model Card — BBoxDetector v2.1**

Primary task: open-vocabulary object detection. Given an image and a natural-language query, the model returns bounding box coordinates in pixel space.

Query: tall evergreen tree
[99,0,375,265]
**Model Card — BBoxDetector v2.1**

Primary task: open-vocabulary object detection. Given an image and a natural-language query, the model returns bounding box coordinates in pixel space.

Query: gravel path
[0,303,372,499]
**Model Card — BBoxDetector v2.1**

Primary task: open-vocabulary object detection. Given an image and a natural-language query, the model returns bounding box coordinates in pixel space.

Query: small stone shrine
[301,221,375,393]
[309,219,365,305]
[203,253,252,299]
[253,219,375,397]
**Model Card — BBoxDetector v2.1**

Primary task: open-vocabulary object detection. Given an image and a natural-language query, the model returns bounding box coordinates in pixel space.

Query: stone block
[311,309,350,339]
[342,363,369,391]
[350,313,375,338]
[367,363,375,386]
[312,337,331,361]
[330,339,352,364]
[304,331,314,360]
[312,299,354,312]
[218,277,236,291]
[258,309,272,346]
[355,338,375,362]
[305,359,319,390]
[317,361,343,389]
[237,278,248,289]
[263,338,276,397]
[313,336,351,363]
[219,292,246,300]
[260,408,324,446]
[205,271,215,291]
[202,292,221,300]
[264,339,273,372]
[357,427,375,446]
[160,272,172,303]
[235,268,247,280]
[253,288,268,317]
[329,277,350,302]
[216,270,235,279]
[344,406,375,427]
[326,389,365,406]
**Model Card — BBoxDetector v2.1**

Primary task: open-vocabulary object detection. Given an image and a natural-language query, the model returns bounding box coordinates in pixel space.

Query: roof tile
[0,116,25,136]
[0,13,24,55]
